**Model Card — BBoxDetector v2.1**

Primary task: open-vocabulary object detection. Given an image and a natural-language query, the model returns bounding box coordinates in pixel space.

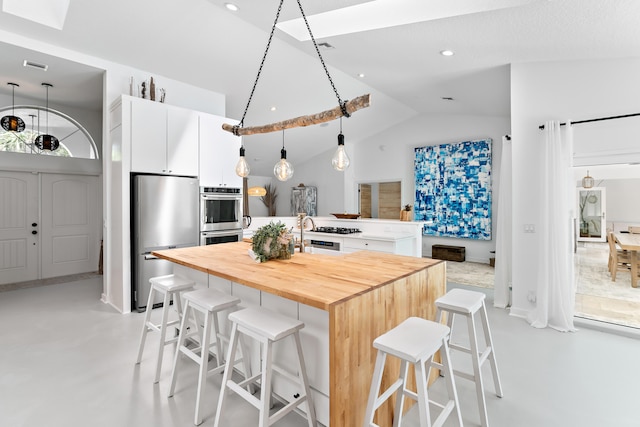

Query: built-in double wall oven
[199,186,243,245]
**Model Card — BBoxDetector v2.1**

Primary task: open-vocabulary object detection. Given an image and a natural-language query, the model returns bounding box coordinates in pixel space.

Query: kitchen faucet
[299,216,316,253]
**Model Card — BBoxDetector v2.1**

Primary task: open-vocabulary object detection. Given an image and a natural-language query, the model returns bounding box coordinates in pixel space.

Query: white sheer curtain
[493,135,512,308]
[528,121,576,332]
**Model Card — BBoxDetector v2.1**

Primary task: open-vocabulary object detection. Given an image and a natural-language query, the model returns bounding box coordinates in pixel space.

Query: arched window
[0,105,98,159]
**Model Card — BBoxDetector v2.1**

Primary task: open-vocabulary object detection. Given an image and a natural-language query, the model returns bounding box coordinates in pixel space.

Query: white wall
[346,113,510,263]
[510,57,640,317]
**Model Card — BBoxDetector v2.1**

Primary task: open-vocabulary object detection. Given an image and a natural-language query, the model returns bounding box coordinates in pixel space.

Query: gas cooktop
[313,226,362,235]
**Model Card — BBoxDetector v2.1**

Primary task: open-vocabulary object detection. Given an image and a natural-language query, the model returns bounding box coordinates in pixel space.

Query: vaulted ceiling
[1,0,640,175]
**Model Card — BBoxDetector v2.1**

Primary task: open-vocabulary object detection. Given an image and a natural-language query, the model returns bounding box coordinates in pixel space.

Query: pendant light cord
[233,0,349,136]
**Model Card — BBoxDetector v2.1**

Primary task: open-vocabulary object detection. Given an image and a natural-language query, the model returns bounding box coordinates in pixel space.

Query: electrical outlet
[527,290,537,303]
[523,224,536,233]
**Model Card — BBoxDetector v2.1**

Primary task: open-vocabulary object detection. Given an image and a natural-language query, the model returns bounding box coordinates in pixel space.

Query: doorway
[0,171,100,285]
[358,181,401,219]
[573,165,640,329]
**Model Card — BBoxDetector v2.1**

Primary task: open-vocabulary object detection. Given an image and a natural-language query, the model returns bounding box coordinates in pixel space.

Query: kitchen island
[153,241,445,426]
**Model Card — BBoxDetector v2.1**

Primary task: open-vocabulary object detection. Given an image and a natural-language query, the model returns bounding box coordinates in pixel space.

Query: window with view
[0,105,98,159]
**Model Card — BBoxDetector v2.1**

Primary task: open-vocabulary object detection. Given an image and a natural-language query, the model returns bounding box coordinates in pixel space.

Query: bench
[432,244,466,262]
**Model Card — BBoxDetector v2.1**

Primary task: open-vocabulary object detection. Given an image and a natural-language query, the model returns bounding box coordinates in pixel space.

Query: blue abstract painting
[414,139,492,240]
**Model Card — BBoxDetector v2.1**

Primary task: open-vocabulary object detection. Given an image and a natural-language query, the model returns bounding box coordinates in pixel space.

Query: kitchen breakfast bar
[153,241,445,426]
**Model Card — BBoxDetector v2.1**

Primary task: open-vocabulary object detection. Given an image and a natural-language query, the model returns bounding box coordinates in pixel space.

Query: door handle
[32,230,38,235]
[32,223,37,227]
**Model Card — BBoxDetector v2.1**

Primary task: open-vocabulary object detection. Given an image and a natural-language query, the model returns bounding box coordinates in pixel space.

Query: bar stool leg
[135,287,156,365]
[168,299,192,398]
[213,322,240,427]
[194,310,212,426]
[259,339,274,427]
[393,360,409,427]
[467,311,489,427]
[364,350,386,427]
[480,303,503,397]
[153,289,172,383]
[441,339,463,426]
[293,332,317,427]
[414,358,432,427]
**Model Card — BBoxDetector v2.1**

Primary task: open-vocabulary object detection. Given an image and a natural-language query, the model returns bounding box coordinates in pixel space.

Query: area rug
[446,261,495,289]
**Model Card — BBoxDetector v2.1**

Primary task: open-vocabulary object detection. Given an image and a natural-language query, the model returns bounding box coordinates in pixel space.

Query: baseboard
[508,307,530,319]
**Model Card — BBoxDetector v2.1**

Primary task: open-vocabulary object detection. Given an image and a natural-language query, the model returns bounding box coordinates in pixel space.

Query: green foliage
[251,221,293,263]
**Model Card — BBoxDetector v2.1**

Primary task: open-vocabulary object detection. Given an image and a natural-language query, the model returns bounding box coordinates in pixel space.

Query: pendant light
[235,145,251,177]
[582,170,594,188]
[34,83,59,151]
[247,186,267,197]
[1,82,26,132]
[331,117,350,171]
[274,130,294,181]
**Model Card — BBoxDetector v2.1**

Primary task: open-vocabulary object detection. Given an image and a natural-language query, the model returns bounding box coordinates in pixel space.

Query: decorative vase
[400,210,412,221]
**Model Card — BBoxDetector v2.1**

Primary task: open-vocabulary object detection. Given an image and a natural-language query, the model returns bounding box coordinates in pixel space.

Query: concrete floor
[1,277,639,427]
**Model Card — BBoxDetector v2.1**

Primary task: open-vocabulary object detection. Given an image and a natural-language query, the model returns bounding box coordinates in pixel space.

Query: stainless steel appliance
[200,186,243,231]
[309,239,341,251]
[313,226,362,234]
[132,174,199,312]
[200,229,243,245]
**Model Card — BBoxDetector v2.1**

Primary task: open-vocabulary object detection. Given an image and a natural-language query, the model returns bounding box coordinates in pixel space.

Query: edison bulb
[274,158,294,181]
[235,146,250,177]
[331,133,350,171]
[274,148,294,181]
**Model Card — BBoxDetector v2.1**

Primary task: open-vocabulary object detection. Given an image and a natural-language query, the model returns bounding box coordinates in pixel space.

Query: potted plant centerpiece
[250,221,294,263]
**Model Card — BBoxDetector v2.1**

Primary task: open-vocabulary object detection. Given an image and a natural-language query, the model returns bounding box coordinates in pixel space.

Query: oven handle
[144,254,159,260]
[201,230,243,237]
[201,194,242,200]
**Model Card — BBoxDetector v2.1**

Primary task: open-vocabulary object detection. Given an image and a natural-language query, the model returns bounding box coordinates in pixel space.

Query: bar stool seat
[135,274,195,383]
[168,288,250,426]
[214,307,317,427]
[435,288,503,427]
[364,316,462,427]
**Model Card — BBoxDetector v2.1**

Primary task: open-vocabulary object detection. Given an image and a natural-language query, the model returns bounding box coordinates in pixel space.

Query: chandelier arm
[222,94,370,136]
[236,0,285,132]
[295,0,350,117]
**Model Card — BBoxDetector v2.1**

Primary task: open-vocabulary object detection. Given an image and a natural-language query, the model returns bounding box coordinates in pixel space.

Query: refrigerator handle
[144,254,159,260]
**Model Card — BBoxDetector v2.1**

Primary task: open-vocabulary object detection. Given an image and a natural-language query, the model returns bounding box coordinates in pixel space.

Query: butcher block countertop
[153,241,443,311]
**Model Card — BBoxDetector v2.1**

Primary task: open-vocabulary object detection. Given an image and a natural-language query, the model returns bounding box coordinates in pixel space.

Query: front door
[0,171,39,284]
[40,174,99,279]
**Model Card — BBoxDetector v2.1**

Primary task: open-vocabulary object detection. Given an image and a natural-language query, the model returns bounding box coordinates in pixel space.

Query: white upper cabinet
[199,113,243,188]
[130,98,198,176]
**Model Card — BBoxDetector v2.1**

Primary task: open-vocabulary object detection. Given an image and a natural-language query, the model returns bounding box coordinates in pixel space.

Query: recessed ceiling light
[358,73,365,78]
[224,3,239,12]
[440,50,454,56]
[270,106,277,111]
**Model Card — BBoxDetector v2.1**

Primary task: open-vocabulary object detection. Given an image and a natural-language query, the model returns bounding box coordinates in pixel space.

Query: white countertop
[306,230,416,242]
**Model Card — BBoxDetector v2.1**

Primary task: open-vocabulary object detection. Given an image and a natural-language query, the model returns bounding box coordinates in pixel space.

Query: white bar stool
[168,288,250,426]
[364,316,462,427]
[135,274,195,383]
[435,288,503,427]
[214,307,317,427]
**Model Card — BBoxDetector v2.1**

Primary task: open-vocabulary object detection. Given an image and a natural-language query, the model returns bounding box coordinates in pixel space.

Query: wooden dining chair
[608,232,631,281]
[628,226,640,234]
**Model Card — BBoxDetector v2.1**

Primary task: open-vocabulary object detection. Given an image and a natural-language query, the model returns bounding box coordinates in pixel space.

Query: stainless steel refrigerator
[131,174,199,312]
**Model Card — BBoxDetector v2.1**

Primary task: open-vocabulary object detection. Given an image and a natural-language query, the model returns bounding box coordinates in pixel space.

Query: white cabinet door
[130,98,167,173]
[199,113,242,188]
[167,106,199,176]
